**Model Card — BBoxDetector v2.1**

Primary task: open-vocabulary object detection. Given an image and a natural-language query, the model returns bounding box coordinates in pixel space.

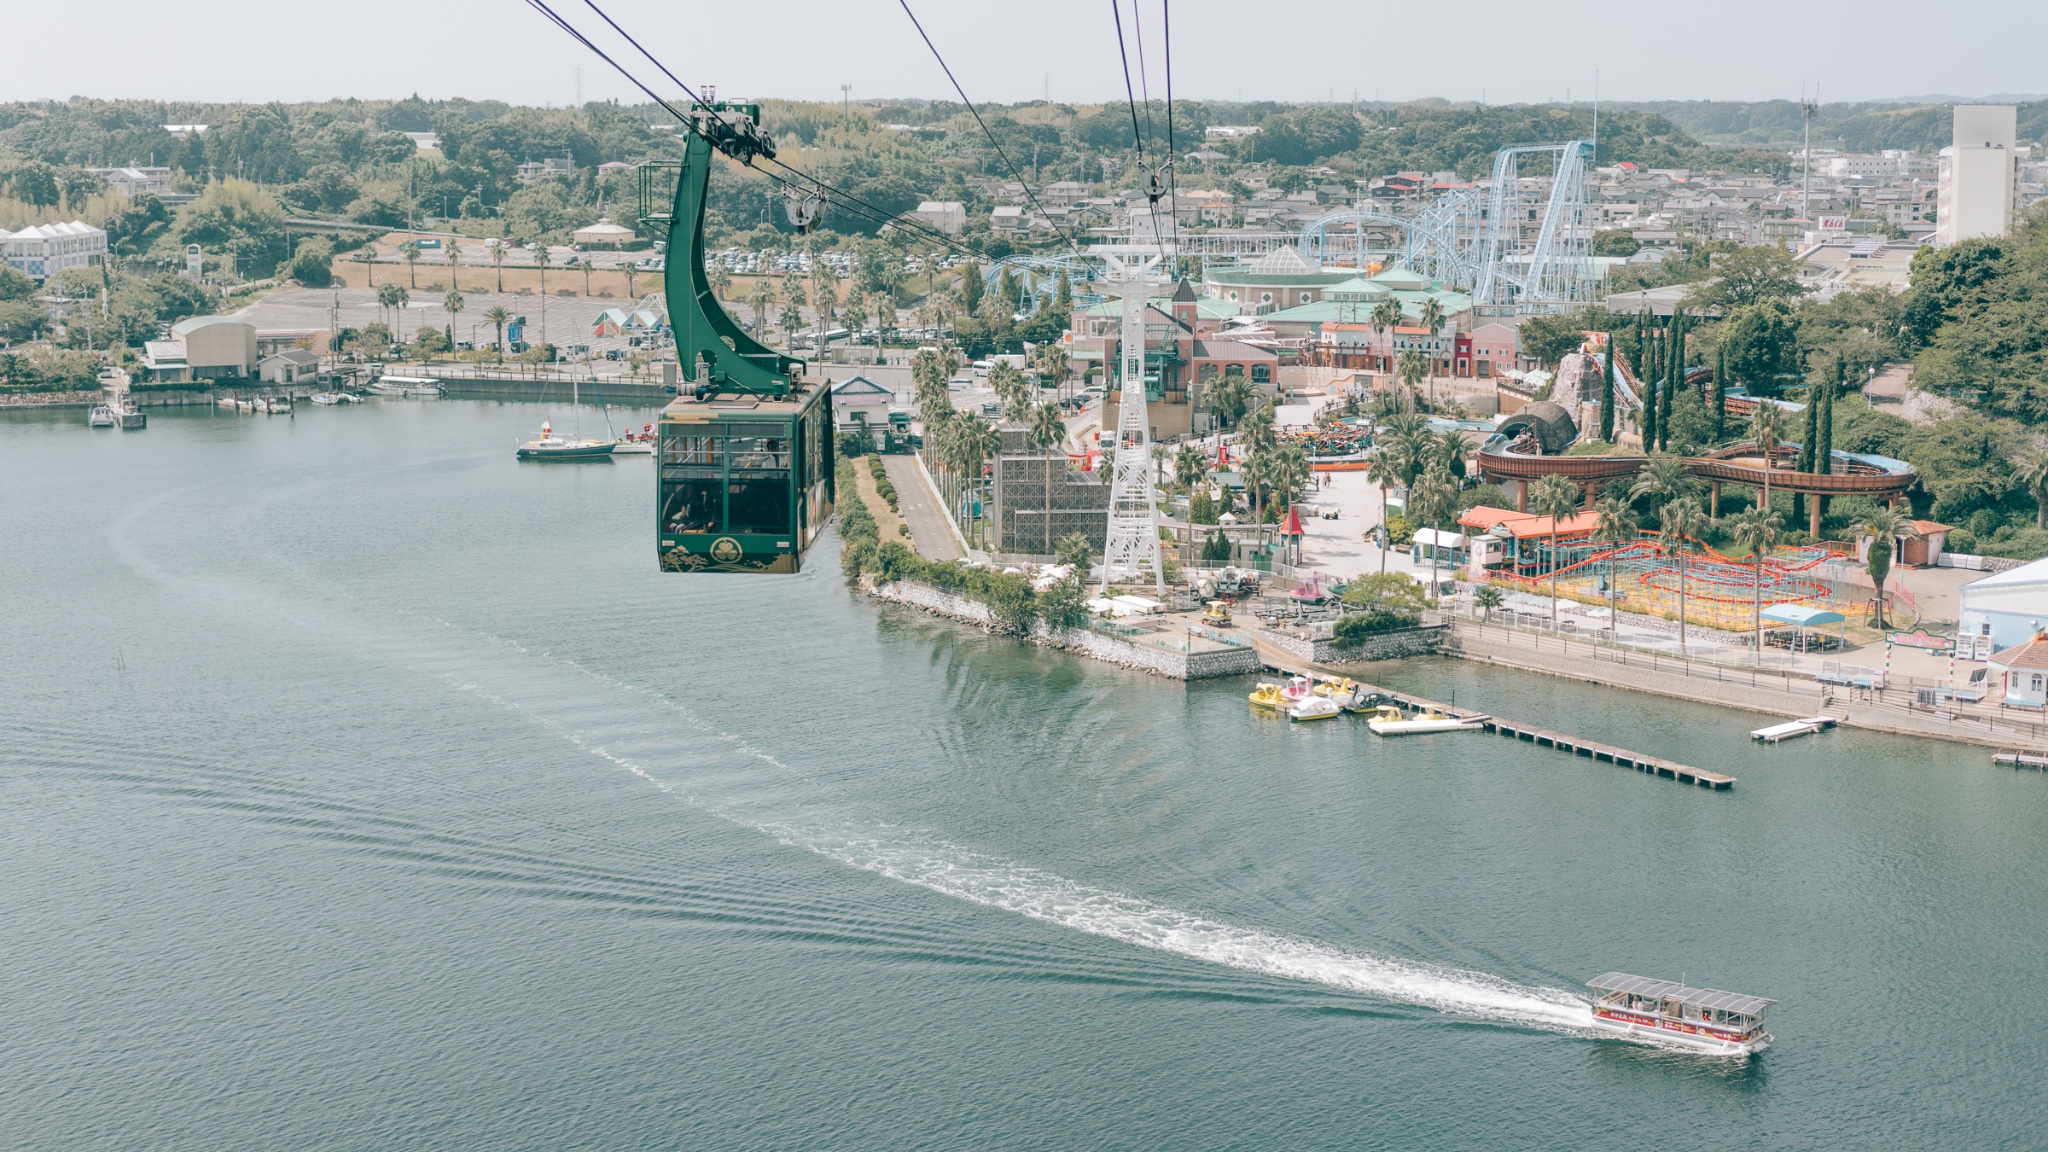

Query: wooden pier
[1253,645,1734,790]
[1482,718,1735,789]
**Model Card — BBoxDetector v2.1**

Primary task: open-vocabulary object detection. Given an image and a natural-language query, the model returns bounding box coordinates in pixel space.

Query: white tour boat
[1588,972,1774,1056]
[368,375,444,397]
[88,404,117,428]
[1365,704,1488,735]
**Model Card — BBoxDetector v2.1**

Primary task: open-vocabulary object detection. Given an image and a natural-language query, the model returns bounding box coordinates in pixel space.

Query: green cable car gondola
[644,101,833,574]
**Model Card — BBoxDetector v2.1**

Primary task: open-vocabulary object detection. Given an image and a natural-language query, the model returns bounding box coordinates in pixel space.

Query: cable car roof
[1588,973,1775,1017]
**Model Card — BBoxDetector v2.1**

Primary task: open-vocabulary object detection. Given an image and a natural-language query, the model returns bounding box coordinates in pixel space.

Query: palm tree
[1034,343,1070,403]
[1365,448,1402,574]
[1205,371,1252,450]
[483,305,510,362]
[1173,443,1205,490]
[1628,453,1695,523]
[400,239,421,288]
[1395,349,1427,410]
[1749,401,1787,517]
[1592,497,1641,641]
[1850,506,1920,629]
[1658,496,1709,654]
[377,282,408,347]
[1418,296,1446,385]
[442,289,464,361]
[2015,448,2048,530]
[1725,506,1785,664]
[748,280,777,337]
[1029,401,1068,554]
[354,243,378,288]
[1369,298,1402,373]
[1532,473,1582,627]
[708,262,731,303]
[444,237,462,291]
[1410,466,1458,600]
[491,239,507,293]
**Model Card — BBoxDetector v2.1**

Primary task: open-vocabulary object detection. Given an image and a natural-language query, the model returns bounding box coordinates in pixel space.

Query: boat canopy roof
[1588,972,1774,1017]
[1761,604,1845,627]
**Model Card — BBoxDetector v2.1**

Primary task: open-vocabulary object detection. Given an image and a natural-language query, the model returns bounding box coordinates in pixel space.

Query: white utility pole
[1099,250,1165,596]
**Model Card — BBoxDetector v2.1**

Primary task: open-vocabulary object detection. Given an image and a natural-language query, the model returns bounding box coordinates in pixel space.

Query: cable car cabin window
[725,435,791,470]
[727,475,791,535]
[663,435,721,465]
[663,478,724,534]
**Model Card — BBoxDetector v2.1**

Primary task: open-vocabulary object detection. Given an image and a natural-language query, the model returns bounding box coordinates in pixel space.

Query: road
[883,454,962,562]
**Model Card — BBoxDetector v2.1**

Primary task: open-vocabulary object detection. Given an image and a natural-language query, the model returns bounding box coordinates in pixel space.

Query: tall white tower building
[1935,105,2021,246]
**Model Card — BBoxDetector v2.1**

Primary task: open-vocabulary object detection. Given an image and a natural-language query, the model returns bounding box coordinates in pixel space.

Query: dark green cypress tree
[1799,381,1819,473]
[1816,354,1839,473]
[1713,341,1728,441]
[1641,324,1659,450]
[1660,310,1681,451]
[1599,333,1616,442]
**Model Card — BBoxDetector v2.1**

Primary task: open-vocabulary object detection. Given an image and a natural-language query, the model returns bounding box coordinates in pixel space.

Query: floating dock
[1253,651,1734,790]
[1994,749,2048,769]
[1751,716,1839,743]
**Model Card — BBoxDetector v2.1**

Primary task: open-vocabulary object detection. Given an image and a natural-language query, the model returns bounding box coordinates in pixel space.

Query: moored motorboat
[1365,704,1487,735]
[88,405,116,428]
[518,420,616,461]
[310,393,343,405]
[1587,972,1774,1056]
[611,422,657,453]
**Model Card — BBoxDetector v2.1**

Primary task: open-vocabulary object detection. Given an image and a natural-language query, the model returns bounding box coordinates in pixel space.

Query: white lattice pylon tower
[1100,252,1165,596]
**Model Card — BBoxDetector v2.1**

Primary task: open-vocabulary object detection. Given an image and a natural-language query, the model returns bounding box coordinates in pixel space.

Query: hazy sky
[8,0,2043,108]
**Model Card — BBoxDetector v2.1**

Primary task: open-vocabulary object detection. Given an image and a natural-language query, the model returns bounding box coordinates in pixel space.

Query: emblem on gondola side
[710,537,743,563]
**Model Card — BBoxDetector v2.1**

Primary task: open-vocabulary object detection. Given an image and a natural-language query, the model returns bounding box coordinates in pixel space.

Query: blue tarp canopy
[1761,604,1845,627]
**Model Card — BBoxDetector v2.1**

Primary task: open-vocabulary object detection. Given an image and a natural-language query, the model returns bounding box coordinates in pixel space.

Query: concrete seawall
[1445,622,2048,751]
[867,579,1263,680]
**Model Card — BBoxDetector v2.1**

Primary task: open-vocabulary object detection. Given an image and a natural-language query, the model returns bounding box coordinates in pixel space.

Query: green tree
[1029,401,1068,554]
[1531,473,1582,626]
[1517,312,1587,366]
[1409,467,1458,599]
[444,237,462,292]
[1721,298,1801,396]
[1684,244,1804,309]
[1370,298,1402,369]
[1599,334,1617,443]
[1395,349,1427,409]
[491,239,507,293]
[1629,454,1695,520]
[1474,584,1504,621]
[1851,506,1919,628]
[1592,497,1640,639]
[1659,496,1709,652]
[442,289,465,358]
[2014,448,2048,530]
[483,305,511,362]
[1749,401,1787,515]
[1725,506,1785,662]
[400,239,422,288]
[1055,532,1093,573]
[174,178,289,277]
[1365,448,1403,575]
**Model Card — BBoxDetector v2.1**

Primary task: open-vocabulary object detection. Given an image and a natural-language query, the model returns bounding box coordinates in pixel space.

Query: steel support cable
[534,0,984,260]
[1161,0,1183,267]
[895,0,1083,254]
[1109,1,1169,256]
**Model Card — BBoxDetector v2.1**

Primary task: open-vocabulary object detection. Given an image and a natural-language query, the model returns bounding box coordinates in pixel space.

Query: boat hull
[518,443,617,460]
[1592,1011,1770,1056]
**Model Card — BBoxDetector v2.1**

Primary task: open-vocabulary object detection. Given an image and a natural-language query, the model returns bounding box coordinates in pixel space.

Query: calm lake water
[3,400,2043,1150]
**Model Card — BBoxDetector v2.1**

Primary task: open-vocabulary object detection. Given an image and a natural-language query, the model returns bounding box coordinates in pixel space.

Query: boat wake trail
[764,822,1595,1033]
[458,676,1595,1034]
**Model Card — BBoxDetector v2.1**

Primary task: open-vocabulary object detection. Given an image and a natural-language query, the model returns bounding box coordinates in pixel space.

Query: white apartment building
[910,201,965,235]
[1936,105,2023,246]
[0,220,108,280]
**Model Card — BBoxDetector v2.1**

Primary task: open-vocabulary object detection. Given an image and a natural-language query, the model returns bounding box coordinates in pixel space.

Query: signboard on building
[1817,215,1849,232]
[185,244,202,276]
